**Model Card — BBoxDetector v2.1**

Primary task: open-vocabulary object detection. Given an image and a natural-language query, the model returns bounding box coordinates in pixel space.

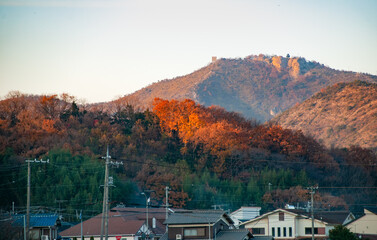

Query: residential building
[230,206,261,226]
[12,214,60,240]
[346,207,377,240]
[240,208,354,239]
[60,207,167,240]
[163,210,253,240]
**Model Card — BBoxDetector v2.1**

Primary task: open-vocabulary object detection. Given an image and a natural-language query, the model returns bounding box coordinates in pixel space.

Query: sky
[1,0,377,103]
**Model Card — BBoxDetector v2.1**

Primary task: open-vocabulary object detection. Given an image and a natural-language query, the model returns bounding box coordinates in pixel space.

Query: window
[283,227,286,237]
[277,227,281,237]
[305,227,319,235]
[272,227,275,237]
[251,228,265,235]
[279,212,284,221]
[289,227,292,237]
[184,228,205,237]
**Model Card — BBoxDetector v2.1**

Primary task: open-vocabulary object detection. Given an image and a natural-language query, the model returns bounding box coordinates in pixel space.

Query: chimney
[152,217,156,229]
[212,56,217,62]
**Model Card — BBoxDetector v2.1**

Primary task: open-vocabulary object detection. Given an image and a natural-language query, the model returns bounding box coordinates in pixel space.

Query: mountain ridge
[272,80,377,149]
[114,54,377,122]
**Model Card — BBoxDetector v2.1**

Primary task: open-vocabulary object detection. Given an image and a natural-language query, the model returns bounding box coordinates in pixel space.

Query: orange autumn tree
[153,98,204,144]
[153,98,252,175]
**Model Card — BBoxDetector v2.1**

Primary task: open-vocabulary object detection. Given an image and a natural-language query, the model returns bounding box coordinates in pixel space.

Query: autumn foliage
[0,94,376,212]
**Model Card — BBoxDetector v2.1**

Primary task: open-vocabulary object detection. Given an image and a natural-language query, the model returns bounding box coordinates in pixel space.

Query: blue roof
[13,214,59,227]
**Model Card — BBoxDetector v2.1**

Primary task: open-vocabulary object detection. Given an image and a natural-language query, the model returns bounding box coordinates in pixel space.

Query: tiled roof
[115,207,167,235]
[60,207,167,237]
[13,214,58,227]
[60,211,144,237]
[285,209,352,224]
[252,236,274,240]
[164,210,233,225]
[216,229,252,240]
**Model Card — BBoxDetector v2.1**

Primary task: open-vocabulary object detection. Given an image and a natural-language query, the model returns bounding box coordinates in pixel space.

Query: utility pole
[100,147,123,240]
[25,158,49,240]
[165,186,170,221]
[80,210,83,240]
[308,186,318,240]
[141,190,154,240]
[100,147,110,240]
[165,186,170,232]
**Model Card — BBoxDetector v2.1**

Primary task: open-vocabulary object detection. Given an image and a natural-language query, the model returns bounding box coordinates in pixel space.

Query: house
[346,207,377,240]
[60,207,168,240]
[240,208,355,239]
[12,214,60,240]
[230,207,261,226]
[163,210,253,240]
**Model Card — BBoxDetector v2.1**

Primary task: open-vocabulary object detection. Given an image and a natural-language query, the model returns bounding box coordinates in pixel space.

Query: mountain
[115,54,377,122]
[272,80,377,149]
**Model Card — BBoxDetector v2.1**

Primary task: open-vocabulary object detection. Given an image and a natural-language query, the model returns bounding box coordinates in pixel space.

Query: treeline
[0,93,376,219]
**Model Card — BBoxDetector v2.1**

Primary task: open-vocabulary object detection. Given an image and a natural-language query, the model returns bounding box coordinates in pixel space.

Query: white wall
[268,212,295,238]
[296,218,326,237]
[243,218,268,235]
[347,210,377,235]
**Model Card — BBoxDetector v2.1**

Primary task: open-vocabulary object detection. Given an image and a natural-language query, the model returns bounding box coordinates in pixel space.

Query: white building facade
[241,209,335,239]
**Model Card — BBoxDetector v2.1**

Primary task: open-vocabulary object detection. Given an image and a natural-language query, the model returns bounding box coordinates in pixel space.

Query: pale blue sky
[1,0,376,103]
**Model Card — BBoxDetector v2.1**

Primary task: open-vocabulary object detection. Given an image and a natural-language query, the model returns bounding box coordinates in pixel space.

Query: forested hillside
[273,80,377,150]
[113,54,377,122]
[0,93,376,221]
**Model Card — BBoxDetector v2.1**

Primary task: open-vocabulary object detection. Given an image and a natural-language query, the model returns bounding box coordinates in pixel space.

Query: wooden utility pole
[165,186,170,221]
[100,147,122,240]
[308,186,318,240]
[100,147,110,240]
[25,158,49,240]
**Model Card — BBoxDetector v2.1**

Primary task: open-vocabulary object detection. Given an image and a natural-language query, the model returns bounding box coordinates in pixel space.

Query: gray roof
[285,209,352,224]
[164,210,233,225]
[159,232,168,240]
[216,229,252,240]
[252,236,274,240]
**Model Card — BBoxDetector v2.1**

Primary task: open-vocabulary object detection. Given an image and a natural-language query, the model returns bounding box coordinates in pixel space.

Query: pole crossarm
[25,158,49,240]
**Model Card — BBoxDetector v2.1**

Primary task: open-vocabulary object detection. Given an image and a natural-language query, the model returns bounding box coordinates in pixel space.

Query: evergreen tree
[329,225,357,240]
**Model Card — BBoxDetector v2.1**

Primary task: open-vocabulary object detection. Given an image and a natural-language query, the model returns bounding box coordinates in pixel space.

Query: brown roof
[115,207,167,235]
[60,207,167,237]
[60,211,144,237]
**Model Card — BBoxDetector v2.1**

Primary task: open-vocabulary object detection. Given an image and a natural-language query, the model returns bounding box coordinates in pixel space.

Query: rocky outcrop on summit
[115,54,377,122]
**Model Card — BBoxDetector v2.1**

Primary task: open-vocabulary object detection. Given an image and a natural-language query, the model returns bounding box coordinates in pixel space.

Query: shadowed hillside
[273,80,377,150]
[114,54,377,122]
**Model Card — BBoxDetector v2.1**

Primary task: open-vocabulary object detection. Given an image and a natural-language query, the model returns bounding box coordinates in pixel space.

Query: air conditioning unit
[176,234,182,240]
[41,235,49,240]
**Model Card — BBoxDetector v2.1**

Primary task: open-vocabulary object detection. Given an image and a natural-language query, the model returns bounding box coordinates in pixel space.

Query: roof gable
[365,206,377,215]
[241,208,352,226]
[240,209,298,226]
